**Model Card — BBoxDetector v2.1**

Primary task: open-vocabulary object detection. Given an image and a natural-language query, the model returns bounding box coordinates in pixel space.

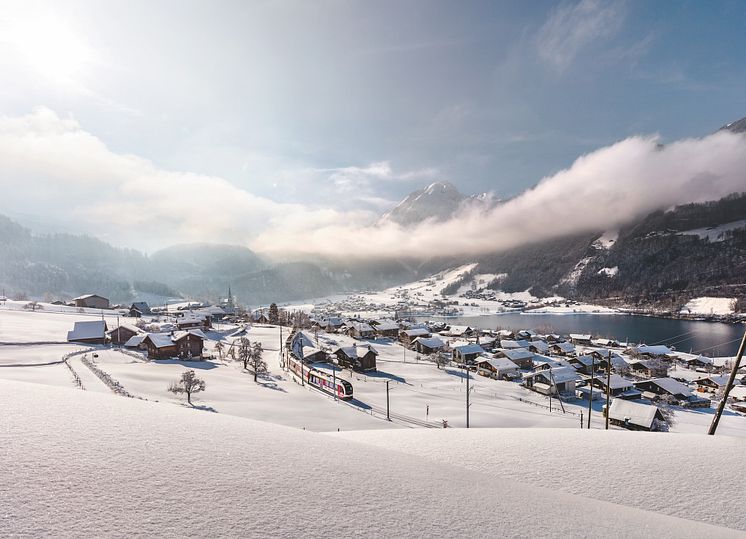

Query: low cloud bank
[1,107,744,259]
[254,131,746,258]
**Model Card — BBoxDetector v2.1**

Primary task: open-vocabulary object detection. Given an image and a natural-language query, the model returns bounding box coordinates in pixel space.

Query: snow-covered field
[2,378,744,537]
[681,296,736,316]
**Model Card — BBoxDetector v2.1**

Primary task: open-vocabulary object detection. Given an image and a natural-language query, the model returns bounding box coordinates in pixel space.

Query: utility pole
[333,365,337,402]
[605,350,612,430]
[708,328,746,435]
[386,380,390,420]
[465,362,471,428]
[116,315,120,348]
[587,354,594,429]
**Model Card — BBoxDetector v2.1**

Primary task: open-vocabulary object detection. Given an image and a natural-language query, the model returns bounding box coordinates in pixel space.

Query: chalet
[550,342,576,356]
[592,338,621,348]
[452,343,484,365]
[499,339,531,350]
[528,341,550,354]
[400,328,431,346]
[107,324,140,345]
[67,320,108,344]
[628,359,668,379]
[176,314,211,330]
[370,319,400,339]
[142,330,205,360]
[496,329,515,340]
[334,344,378,371]
[445,325,474,338]
[631,344,674,359]
[349,322,375,340]
[590,349,627,371]
[74,294,110,310]
[532,355,573,371]
[523,366,580,396]
[679,355,714,371]
[605,399,666,432]
[287,331,316,362]
[123,334,147,349]
[476,357,521,380]
[516,330,536,341]
[569,333,592,345]
[693,375,739,393]
[300,346,328,363]
[477,336,498,352]
[412,336,445,355]
[729,386,746,401]
[569,355,597,375]
[251,311,271,324]
[129,302,151,317]
[633,378,709,407]
[589,374,641,399]
[544,334,562,343]
[494,348,534,369]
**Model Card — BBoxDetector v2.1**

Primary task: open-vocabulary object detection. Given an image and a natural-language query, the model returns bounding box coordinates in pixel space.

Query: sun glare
[6,14,93,84]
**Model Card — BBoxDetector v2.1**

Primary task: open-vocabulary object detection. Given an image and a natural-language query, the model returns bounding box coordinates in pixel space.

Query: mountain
[380,181,499,226]
[720,116,746,134]
[475,192,746,311]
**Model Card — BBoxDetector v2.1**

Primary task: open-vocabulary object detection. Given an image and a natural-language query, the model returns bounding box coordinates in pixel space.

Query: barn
[605,399,666,431]
[107,324,140,345]
[334,344,378,372]
[67,320,108,344]
[74,294,110,310]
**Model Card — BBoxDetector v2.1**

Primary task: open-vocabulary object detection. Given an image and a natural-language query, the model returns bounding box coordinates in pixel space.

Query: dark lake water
[417,313,745,357]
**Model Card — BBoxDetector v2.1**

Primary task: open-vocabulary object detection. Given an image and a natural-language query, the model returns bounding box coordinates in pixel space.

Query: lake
[416,313,745,357]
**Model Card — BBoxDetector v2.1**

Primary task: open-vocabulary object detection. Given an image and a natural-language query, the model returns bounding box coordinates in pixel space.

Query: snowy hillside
[2,379,743,537]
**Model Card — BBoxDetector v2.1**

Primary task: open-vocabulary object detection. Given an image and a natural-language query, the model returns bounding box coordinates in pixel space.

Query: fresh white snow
[681,297,736,316]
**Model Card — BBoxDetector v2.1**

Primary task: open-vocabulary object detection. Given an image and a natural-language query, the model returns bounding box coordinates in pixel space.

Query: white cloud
[252,131,746,259]
[536,0,625,72]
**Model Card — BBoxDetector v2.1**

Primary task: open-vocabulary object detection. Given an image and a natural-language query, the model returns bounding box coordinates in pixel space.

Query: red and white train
[287,354,353,400]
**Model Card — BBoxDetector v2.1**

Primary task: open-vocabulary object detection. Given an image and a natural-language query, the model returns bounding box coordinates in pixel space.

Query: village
[1,290,745,435]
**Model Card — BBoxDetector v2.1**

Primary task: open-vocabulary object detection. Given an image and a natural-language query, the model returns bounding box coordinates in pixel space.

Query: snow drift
[1,379,743,537]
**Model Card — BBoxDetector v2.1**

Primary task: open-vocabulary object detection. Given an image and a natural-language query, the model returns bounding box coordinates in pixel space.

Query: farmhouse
[589,374,641,399]
[349,322,375,340]
[631,344,674,359]
[67,320,108,344]
[550,342,576,356]
[523,366,580,396]
[693,375,739,393]
[452,343,484,364]
[606,399,666,432]
[528,341,550,354]
[494,348,534,369]
[446,325,474,338]
[74,294,110,310]
[334,344,378,371]
[476,357,520,380]
[412,336,445,355]
[129,302,151,317]
[370,319,400,339]
[633,377,709,407]
[142,331,205,360]
[499,339,531,350]
[628,359,668,379]
[679,355,714,370]
[107,324,140,345]
[400,328,431,346]
[176,314,211,330]
[569,333,592,345]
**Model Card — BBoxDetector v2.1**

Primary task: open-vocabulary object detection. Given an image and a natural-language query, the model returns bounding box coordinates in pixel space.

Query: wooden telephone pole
[708,328,746,435]
[605,350,612,430]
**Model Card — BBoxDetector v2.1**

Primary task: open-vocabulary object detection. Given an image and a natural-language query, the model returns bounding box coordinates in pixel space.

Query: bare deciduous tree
[168,369,206,405]
[248,342,267,382]
[237,337,252,370]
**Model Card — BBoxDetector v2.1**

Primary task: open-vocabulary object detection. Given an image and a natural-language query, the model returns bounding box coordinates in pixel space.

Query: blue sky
[0,0,745,251]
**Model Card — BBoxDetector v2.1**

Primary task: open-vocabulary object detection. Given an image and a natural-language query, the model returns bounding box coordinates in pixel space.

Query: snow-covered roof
[552,342,576,353]
[124,334,146,347]
[145,333,175,348]
[596,374,634,390]
[350,322,374,332]
[403,328,430,337]
[336,345,379,358]
[570,334,592,340]
[73,294,107,301]
[498,348,533,361]
[544,366,581,383]
[413,336,445,349]
[608,399,662,430]
[529,341,550,353]
[453,343,484,355]
[635,345,673,356]
[67,320,107,341]
[107,324,140,336]
[644,377,692,397]
[478,357,519,371]
[500,339,531,349]
[697,375,738,388]
[372,320,399,331]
